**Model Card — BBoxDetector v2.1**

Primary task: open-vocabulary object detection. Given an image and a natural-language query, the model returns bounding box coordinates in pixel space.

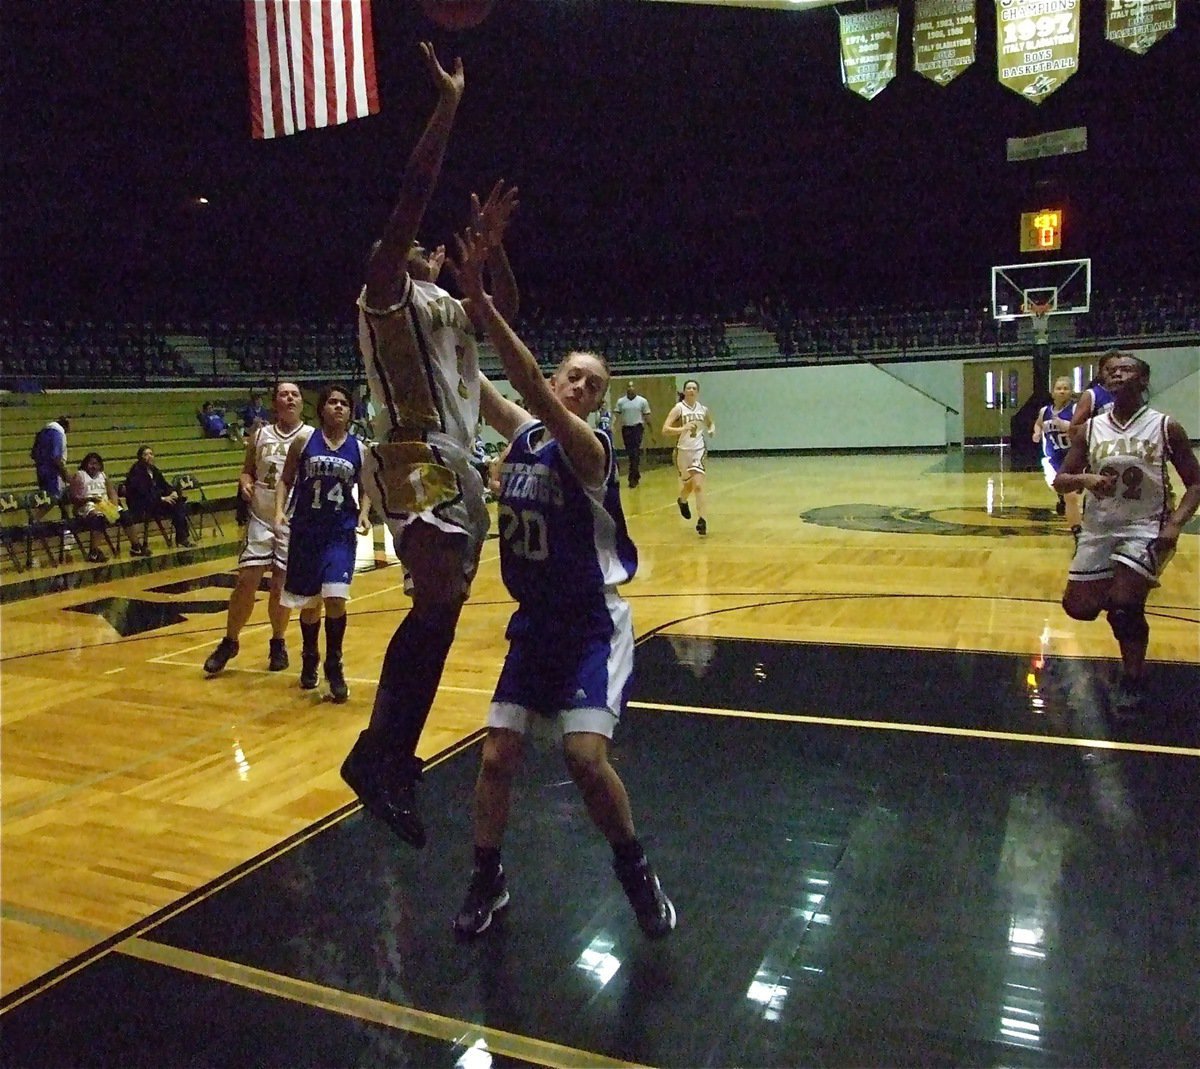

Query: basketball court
[2,452,1197,1066]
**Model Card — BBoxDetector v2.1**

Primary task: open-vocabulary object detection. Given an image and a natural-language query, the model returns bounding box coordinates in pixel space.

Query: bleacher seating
[0,390,254,576]
[2,281,1197,398]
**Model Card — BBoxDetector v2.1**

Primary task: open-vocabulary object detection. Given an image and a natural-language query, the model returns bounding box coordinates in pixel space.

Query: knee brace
[1107,606,1149,644]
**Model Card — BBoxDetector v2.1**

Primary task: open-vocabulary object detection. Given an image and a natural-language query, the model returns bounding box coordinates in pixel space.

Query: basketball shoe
[203,637,239,676]
[1110,674,1146,718]
[340,733,426,848]
[325,659,349,703]
[677,498,691,519]
[614,854,676,938]
[452,865,510,938]
[299,653,320,690]
[268,638,289,671]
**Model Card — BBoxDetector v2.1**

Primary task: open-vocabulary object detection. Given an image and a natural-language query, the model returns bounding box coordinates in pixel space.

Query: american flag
[244,0,379,139]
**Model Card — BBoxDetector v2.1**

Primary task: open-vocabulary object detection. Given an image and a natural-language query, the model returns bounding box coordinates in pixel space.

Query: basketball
[418,0,496,31]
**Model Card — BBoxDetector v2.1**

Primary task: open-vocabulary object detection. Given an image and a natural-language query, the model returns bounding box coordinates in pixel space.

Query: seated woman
[70,452,143,562]
[124,446,193,550]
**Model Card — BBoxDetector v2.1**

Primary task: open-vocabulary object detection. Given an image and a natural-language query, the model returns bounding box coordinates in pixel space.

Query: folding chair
[118,480,174,552]
[19,490,66,566]
[69,505,121,562]
[173,473,224,541]
[0,493,28,572]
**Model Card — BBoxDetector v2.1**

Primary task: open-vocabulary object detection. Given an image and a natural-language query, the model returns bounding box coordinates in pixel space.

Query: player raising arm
[443,225,676,941]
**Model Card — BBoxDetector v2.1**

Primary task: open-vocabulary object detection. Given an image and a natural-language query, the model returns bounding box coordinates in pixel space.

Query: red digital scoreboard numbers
[1020,208,1063,252]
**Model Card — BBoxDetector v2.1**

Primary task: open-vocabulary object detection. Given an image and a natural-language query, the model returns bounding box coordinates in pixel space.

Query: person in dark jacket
[124,445,193,550]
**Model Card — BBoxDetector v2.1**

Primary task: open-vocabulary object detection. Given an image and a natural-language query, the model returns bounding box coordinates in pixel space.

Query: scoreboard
[1020,208,1063,253]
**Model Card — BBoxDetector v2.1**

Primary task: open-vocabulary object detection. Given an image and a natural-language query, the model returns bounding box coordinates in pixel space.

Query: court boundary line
[0,733,485,1014]
[630,700,1200,757]
[4,587,1194,666]
[0,902,644,1069]
[117,938,651,1069]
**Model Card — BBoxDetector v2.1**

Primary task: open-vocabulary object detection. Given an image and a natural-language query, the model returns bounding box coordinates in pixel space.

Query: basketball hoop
[1027,299,1052,344]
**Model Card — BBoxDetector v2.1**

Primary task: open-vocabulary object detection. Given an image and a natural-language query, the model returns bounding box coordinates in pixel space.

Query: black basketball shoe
[203,637,239,676]
[340,733,426,848]
[268,638,289,672]
[677,498,691,520]
[453,865,510,938]
[614,854,676,939]
[299,653,319,690]
[325,659,349,703]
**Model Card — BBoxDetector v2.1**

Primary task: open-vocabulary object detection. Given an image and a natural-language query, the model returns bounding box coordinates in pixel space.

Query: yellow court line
[628,700,1200,757]
[0,904,646,1068]
[115,939,649,1069]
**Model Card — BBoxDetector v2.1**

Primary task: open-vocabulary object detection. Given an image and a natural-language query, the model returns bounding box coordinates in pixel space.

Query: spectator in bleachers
[70,451,142,562]
[240,389,270,436]
[30,415,70,520]
[124,445,193,549]
[197,401,230,439]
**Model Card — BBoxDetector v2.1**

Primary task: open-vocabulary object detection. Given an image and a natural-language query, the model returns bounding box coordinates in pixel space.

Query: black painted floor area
[3,637,1197,1068]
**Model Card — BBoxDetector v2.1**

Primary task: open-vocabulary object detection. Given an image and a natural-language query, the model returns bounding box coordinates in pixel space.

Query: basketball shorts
[1068,521,1174,586]
[1041,456,1063,490]
[239,512,290,570]
[675,443,706,477]
[36,470,65,500]
[280,528,356,608]
[488,593,633,739]
[363,440,489,590]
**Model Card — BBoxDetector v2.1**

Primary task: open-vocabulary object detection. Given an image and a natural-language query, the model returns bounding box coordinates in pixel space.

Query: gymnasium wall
[684,363,955,451]
[658,344,1198,453]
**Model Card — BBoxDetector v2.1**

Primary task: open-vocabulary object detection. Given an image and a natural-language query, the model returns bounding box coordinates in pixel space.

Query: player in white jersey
[340,43,520,851]
[204,382,312,676]
[1054,354,1200,710]
[662,379,715,536]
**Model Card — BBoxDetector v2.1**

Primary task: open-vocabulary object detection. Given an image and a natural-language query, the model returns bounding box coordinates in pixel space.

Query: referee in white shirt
[614,383,651,488]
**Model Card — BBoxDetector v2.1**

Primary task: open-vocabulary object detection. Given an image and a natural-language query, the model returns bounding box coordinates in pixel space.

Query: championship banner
[838,7,899,101]
[995,0,1080,104]
[914,0,976,86]
[1105,0,1175,55]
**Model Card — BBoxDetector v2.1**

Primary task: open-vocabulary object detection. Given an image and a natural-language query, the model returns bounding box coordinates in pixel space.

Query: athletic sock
[324,613,347,662]
[611,837,645,866]
[473,845,502,877]
[367,612,457,755]
[300,619,320,658]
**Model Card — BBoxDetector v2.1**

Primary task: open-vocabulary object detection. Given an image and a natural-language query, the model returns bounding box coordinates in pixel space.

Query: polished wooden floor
[2,451,1197,1065]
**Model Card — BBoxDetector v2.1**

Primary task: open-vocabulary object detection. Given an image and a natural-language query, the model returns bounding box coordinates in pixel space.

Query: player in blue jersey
[276,385,371,703]
[446,226,676,941]
[1068,349,1119,434]
[1032,376,1081,534]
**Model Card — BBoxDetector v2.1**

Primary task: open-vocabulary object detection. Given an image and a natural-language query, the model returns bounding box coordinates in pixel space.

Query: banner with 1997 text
[995,0,1080,104]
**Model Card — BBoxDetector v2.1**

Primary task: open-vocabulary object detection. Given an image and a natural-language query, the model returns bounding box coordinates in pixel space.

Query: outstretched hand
[419,41,464,100]
[449,228,489,301]
[428,244,447,280]
[471,180,519,250]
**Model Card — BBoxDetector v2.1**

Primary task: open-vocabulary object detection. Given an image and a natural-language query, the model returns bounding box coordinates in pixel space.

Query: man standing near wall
[30,415,70,521]
[614,382,651,488]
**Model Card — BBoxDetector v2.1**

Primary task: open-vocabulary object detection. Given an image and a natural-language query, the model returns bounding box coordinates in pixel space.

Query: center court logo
[800,503,1068,537]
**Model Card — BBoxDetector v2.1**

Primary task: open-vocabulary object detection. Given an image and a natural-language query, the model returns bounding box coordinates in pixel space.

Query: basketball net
[1027,300,1051,344]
